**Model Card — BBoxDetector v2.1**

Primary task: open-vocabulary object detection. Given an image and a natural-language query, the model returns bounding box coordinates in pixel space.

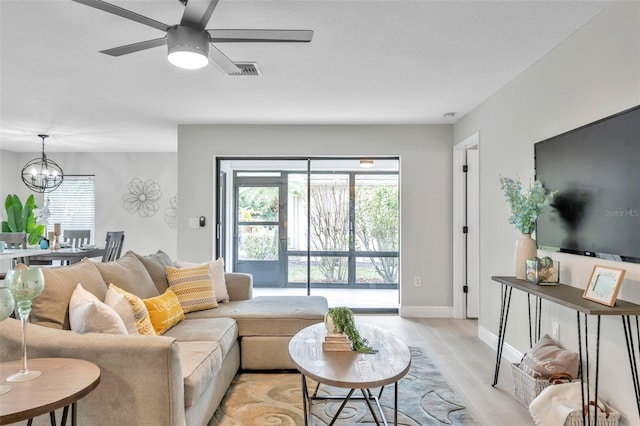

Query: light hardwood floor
[358,315,534,426]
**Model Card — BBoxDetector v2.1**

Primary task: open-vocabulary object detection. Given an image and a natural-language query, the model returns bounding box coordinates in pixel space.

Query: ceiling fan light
[168,50,208,69]
[167,26,210,70]
[360,159,374,168]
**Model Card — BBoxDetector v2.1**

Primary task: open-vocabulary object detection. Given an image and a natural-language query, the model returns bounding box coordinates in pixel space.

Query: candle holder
[5,267,45,382]
[0,286,15,394]
[53,223,61,250]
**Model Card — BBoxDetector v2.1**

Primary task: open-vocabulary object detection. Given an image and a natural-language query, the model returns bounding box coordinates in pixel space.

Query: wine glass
[0,286,16,394]
[4,267,45,382]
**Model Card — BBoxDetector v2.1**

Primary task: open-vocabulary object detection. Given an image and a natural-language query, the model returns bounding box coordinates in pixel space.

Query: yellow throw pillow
[109,284,156,336]
[166,264,218,313]
[143,289,185,335]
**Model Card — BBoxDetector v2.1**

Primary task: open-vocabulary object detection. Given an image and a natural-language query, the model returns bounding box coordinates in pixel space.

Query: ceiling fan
[72,0,313,74]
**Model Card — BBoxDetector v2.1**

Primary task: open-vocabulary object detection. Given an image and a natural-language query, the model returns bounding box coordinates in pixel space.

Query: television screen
[535,105,640,263]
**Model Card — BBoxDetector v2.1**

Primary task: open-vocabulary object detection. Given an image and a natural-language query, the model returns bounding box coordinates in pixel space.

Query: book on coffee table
[323,333,353,351]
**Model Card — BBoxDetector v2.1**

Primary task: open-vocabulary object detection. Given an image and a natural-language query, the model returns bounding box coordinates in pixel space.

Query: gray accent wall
[177,124,454,316]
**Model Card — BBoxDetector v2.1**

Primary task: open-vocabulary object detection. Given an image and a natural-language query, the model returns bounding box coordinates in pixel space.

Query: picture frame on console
[583,265,626,307]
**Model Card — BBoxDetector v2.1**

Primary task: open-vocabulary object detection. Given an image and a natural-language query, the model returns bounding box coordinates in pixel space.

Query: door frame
[452,133,480,319]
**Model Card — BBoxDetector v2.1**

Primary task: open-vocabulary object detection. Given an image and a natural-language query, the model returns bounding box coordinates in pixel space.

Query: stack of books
[322,333,353,351]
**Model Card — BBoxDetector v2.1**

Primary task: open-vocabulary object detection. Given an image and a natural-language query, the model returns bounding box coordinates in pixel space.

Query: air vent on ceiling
[230,62,262,76]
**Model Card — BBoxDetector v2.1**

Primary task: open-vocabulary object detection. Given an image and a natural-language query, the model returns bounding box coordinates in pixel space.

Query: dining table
[28,247,106,265]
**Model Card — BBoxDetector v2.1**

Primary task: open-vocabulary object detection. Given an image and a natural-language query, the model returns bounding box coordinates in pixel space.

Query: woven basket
[564,404,620,426]
[511,363,552,407]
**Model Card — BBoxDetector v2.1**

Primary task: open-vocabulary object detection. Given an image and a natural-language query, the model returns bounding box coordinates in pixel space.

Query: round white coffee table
[288,322,411,425]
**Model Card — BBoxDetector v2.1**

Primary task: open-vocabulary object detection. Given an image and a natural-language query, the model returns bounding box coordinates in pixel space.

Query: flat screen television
[534,105,640,264]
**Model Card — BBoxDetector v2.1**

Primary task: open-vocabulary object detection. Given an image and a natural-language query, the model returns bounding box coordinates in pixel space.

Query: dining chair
[63,230,91,248]
[102,231,125,262]
[0,232,29,267]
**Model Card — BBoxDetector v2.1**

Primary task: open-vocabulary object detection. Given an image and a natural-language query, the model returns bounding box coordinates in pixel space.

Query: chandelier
[21,134,64,193]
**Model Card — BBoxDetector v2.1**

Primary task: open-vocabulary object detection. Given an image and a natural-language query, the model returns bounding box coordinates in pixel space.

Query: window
[45,175,96,243]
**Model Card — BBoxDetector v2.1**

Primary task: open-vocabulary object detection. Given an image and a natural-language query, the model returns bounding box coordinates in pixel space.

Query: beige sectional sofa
[0,251,328,426]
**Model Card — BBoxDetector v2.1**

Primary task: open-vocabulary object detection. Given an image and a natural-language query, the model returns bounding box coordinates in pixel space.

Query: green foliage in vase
[2,194,45,245]
[499,177,554,235]
[327,306,376,353]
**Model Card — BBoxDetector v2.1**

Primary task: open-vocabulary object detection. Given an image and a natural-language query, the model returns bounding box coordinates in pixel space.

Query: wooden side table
[0,358,100,426]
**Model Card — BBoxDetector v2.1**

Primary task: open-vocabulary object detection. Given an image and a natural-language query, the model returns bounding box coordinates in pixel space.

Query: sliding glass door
[218,158,399,310]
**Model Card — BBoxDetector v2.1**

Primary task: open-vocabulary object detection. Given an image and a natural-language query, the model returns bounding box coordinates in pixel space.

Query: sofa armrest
[0,318,185,426]
[225,272,253,301]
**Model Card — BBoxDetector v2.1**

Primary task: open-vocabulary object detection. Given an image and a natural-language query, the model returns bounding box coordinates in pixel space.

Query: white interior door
[466,149,480,318]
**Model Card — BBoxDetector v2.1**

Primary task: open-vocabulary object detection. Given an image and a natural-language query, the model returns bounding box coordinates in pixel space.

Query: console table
[0,358,100,425]
[492,276,640,423]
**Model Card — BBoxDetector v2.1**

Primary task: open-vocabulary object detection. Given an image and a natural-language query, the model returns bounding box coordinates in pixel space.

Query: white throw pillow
[69,284,128,335]
[175,257,229,302]
[104,286,140,335]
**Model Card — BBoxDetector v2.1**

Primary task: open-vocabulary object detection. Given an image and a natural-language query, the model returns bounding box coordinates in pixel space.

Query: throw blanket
[529,382,584,425]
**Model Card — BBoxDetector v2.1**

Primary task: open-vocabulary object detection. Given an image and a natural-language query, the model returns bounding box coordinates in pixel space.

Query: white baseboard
[399,306,453,318]
[478,324,523,364]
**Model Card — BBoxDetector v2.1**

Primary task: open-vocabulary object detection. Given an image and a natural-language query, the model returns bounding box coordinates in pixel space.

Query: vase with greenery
[500,177,554,279]
[325,306,375,353]
[2,194,45,246]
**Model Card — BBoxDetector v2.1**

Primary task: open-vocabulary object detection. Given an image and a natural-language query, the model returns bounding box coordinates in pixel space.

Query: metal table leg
[492,284,513,386]
[622,315,640,417]
[577,313,603,425]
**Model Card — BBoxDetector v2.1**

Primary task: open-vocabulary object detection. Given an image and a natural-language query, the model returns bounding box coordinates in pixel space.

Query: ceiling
[0,0,611,153]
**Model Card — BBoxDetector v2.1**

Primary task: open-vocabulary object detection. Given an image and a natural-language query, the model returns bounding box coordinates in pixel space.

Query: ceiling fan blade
[181,0,219,30]
[208,44,241,74]
[207,29,313,43]
[101,37,167,57]
[72,0,170,32]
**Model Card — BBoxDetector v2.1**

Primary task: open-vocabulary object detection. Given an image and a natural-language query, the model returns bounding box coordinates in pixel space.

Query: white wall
[177,124,454,314]
[0,151,178,259]
[454,2,640,422]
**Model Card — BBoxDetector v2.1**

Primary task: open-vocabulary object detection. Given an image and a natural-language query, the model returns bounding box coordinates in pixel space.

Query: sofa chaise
[0,250,328,426]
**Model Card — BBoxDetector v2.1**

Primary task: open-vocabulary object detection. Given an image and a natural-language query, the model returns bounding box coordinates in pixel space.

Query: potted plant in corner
[499,177,554,279]
[2,194,45,246]
[324,306,376,353]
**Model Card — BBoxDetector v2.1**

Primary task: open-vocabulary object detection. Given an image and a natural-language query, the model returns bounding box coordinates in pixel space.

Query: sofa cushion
[166,264,218,313]
[69,284,128,335]
[31,258,108,330]
[132,250,175,294]
[184,296,328,336]
[163,317,238,360]
[143,289,185,335]
[109,284,156,336]
[177,341,223,408]
[95,251,160,299]
[175,258,230,303]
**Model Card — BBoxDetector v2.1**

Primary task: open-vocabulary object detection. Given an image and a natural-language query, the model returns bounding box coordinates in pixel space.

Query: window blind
[45,175,96,244]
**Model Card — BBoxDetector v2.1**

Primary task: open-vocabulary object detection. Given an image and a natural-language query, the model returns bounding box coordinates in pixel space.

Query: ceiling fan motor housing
[167,25,210,68]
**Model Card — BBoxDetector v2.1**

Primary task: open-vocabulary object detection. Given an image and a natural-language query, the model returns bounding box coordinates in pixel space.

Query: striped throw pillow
[166,264,218,313]
[109,284,157,336]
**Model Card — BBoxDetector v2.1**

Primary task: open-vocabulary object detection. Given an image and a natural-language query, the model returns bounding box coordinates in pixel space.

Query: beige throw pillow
[31,258,108,330]
[520,334,579,379]
[132,250,175,294]
[105,286,139,335]
[69,284,128,335]
[94,251,159,299]
[109,284,156,336]
[174,257,229,302]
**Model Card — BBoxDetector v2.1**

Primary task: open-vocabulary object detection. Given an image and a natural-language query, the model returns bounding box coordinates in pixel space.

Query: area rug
[210,347,479,425]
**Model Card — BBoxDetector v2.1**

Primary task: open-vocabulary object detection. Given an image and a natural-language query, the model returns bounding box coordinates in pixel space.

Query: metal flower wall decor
[123,178,162,217]
[165,195,178,228]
